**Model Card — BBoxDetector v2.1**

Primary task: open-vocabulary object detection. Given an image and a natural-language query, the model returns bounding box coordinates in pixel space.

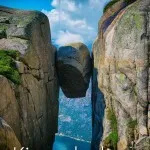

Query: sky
[0,0,109,50]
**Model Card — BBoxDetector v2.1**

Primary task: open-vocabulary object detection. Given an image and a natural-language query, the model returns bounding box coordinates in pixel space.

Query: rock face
[0,6,59,150]
[56,43,92,98]
[92,0,150,149]
[0,117,21,150]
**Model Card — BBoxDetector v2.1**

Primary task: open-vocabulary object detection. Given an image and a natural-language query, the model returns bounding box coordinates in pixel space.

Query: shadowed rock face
[57,43,92,98]
[0,118,21,150]
[0,6,59,150]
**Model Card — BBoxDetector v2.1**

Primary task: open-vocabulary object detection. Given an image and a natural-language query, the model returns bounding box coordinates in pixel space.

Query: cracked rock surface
[0,6,59,150]
[0,117,21,150]
[93,0,150,149]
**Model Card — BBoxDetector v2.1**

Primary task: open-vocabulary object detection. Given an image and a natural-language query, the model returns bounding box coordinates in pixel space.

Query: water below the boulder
[53,135,91,150]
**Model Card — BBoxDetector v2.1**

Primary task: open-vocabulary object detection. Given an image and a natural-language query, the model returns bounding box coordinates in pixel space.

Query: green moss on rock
[0,50,21,84]
[0,24,8,38]
[17,13,36,28]
[119,73,126,82]
[127,119,137,143]
[117,1,143,33]
[127,119,137,129]
[103,0,135,13]
[133,14,143,30]
[103,108,118,149]
[103,0,120,13]
[0,24,8,31]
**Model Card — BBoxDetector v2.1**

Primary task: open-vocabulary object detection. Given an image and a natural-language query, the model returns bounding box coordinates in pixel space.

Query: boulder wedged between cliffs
[56,42,92,98]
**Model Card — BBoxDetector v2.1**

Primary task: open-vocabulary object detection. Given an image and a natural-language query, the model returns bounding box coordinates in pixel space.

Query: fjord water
[53,135,90,150]
[53,83,92,150]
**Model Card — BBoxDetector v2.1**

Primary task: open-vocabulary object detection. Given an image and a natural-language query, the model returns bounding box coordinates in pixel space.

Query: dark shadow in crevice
[91,55,105,150]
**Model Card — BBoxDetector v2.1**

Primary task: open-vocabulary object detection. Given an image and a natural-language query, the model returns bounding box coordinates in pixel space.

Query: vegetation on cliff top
[0,50,21,84]
[103,0,135,13]
[103,108,118,150]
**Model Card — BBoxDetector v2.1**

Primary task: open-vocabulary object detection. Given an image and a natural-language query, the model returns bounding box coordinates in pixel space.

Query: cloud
[51,0,58,7]
[41,9,69,26]
[41,8,93,46]
[51,0,77,12]
[55,31,84,46]
[42,0,109,48]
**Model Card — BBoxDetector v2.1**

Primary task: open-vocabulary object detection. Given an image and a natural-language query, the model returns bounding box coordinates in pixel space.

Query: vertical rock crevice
[91,66,105,150]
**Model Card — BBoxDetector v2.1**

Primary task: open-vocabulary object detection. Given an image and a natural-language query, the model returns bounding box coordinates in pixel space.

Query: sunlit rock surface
[92,0,150,149]
[56,42,92,98]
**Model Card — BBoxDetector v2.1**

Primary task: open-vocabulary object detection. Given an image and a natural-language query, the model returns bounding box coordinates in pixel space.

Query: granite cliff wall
[92,0,150,149]
[0,6,59,150]
[1,1,150,150]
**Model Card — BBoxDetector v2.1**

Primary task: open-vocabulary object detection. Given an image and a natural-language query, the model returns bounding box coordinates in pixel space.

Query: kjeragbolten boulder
[56,42,92,98]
